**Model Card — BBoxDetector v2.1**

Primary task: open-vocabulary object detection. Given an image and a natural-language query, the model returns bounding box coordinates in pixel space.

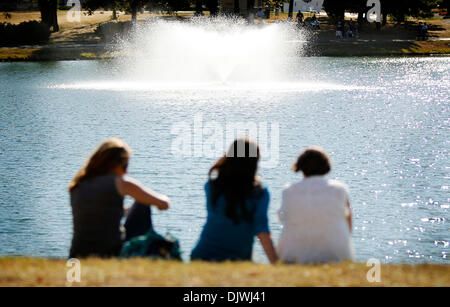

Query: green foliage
[83,0,126,12]
[146,0,192,13]
[323,0,443,22]
[166,0,191,12]
[382,0,443,21]
[0,21,51,46]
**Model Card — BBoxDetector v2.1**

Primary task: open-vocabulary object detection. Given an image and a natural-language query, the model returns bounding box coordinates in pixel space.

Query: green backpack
[120,229,182,260]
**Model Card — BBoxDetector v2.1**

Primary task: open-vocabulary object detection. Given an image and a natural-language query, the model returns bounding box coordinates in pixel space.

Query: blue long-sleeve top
[191,181,270,262]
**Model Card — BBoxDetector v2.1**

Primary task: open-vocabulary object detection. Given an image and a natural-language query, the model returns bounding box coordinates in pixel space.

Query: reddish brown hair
[69,138,131,191]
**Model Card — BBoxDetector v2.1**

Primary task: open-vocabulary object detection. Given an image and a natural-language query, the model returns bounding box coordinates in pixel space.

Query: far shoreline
[1,11,449,62]
[1,41,449,62]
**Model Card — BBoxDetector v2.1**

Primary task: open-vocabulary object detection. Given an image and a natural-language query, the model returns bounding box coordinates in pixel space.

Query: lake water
[0,56,448,264]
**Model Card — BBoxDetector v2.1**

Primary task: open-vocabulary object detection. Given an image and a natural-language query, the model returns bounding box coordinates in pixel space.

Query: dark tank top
[69,174,124,258]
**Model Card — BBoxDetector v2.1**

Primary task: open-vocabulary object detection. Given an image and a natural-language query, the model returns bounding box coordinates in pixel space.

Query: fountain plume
[115,17,304,84]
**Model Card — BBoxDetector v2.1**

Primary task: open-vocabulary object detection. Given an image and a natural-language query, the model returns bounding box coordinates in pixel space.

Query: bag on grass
[120,229,182,260]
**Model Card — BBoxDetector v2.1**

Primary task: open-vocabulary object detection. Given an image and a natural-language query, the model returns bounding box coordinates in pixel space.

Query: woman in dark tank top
[69,138,170,258]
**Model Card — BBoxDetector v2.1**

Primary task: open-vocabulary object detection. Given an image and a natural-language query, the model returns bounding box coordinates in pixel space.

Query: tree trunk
[38,0,49,24]
[288,0,294,19]
[38,0,59,32]
[357,3,365,25]
[207,0,218,16]
[131,4,137,23]
[234,0,240,15]
[51,0,59,32]
[381,5,387,26]
[382,14,387,26]
[195,0,203,15]
[247,0,255,11]
[323,0,344,22]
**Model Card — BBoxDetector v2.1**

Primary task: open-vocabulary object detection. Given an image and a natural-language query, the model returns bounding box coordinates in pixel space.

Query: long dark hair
[208,138,262,224]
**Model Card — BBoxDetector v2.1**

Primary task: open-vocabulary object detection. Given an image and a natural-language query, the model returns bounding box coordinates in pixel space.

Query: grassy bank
[1,39,449,62]
[1,40,449,62]
[313,40,450,57]
[0,45,116,61]
[0,258,448,286]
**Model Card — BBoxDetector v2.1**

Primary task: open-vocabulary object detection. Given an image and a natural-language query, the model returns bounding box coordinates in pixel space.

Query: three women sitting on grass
[69,137,353,264]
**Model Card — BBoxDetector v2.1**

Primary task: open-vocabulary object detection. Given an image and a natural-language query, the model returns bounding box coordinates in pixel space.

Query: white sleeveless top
[277,176,354,264]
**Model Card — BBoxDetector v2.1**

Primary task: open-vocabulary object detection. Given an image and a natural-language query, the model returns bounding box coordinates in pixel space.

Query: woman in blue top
[191,138,278,264]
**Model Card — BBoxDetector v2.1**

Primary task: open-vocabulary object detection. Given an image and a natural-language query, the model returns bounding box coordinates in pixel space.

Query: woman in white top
[277,146,354,264]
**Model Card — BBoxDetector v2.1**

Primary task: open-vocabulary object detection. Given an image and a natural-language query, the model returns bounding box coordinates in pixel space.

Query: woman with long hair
[191,138,278,263]
[69,138,170,258]
[277,146,354,263]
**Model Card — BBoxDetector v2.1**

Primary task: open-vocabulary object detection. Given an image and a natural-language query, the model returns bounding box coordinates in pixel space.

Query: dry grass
[0,258,448,287]
[406,40,450,54]
[0,48,36,60]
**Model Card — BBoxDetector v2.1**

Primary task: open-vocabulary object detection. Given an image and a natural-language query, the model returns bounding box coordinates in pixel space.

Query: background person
[69,138,170,258]
[422,23,429,40]
[256,8,264,24]
[297,10,304,24]
[336,20,344,39]
[191,138,278,264]
[277,146,354,264]
[353,20,359,39]
[347,20,353,39]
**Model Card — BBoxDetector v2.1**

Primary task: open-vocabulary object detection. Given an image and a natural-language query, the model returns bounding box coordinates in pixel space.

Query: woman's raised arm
[116,176,170,210]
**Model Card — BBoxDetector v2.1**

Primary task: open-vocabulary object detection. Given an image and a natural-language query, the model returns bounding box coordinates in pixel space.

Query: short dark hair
[293,146,331,176]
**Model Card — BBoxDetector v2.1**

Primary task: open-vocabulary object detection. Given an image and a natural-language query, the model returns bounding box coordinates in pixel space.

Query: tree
[83,0,142,22]
[129,0,141,22]
[234,0,240,14]
[323,0,353,21]
[204,0,218,16]
[247,0,255,14]
[166,0,191,13]
[288,0,294,18]
[381,0,442,22]
[38,0,59,32]
[195,0,203,15]
[83,0,126,20]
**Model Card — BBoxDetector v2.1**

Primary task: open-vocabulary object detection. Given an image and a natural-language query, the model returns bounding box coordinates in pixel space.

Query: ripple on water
[0,56,449,263]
